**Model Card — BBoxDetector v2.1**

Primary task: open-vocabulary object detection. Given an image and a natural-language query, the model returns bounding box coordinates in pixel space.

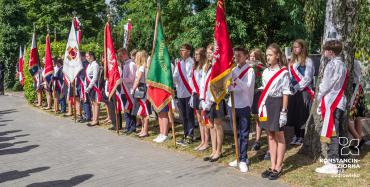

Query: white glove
[189,95,194,108]
[279,111,287,128]
[199,100,205,110]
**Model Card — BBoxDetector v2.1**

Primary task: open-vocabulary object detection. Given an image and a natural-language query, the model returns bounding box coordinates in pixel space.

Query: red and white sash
[320,70,348,141]
[289,64,315,99]
[233,65,251,87]
[177,61,192,94]
[77,76,85,100]
[85,64,102,102]
[258,67,288,122]
[137,98,150,117]
[192,68,200,96]
[120,81,133,111]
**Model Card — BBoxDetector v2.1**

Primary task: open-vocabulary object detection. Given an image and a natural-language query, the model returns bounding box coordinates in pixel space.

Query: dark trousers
[82,95,91,120]
[228,106,251,163]
[327,108,345,163]
[107,97,122,129]
[177,97,195,138]
[124,112,136,132]
[58,97,66,113]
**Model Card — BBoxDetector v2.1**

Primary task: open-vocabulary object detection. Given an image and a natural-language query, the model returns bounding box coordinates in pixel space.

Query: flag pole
[73,80,77,123]
[230,91,239,162]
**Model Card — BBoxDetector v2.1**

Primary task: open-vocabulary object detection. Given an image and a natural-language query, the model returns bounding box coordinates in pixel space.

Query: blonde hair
[250,48,266,65]
[291,39,308,66]
[135,50,148,67]
[267,43,287,67]
[205,44,214,72]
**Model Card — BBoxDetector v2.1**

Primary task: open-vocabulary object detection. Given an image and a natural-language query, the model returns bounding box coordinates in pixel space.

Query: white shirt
[317,57,347,110]
[85,61,99,92]
[122,59,137,92]
[227,63,255,108]
[136,65,146,84]
[353,60,361,85]
[261,65,291,97]
[173,57,194,98]
[191,67,203,94]
[200,66,214,106]
[290,57,315,91]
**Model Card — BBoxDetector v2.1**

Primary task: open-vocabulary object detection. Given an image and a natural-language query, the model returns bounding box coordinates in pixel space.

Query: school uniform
[287,58,315,138]
[258,65,291,132]
[33,68,44,92]
[173,57,195,138]
[190,66,203,110]
[78,61,91,121]
[227,63,255,163]
[132,65,152,117]
[121,59,137,132]
[85,60,101,103]
[317,56,348,161]
[250,61,265,115]
[53,65,66,113]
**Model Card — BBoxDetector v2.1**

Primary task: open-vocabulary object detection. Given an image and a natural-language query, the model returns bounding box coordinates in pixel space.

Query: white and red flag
[73,17,82,45]
[17,46,25,86]
[42,34,54,87]
[123,19,132,49]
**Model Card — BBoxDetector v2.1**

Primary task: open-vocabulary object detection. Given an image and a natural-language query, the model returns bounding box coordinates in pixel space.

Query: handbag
[133,82,147,99]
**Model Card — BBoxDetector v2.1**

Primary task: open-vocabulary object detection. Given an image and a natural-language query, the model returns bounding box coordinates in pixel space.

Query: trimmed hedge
[23,41,102,103]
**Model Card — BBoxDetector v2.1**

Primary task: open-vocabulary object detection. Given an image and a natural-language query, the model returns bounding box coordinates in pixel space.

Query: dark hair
[233,46,249,55]
[117,48,128,55]
[87,51,95,60]
[56,58,63,65]
[194,48,207,70]
[180,43,192,51]
[323,40,342,55]
[80,51,86,57]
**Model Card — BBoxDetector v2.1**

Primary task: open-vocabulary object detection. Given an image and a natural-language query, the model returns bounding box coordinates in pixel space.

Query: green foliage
[0,0,28,89]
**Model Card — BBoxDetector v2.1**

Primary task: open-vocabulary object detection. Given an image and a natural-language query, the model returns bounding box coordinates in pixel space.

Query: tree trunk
[300,0,359,159]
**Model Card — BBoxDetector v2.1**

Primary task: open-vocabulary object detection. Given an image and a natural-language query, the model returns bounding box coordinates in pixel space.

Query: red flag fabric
[43,34,54,85]
[104,22,121,100]
[73,17,82,44]
[210,0,234,107]
[123,19,132,49]
[18,46,25,86]
[28,32,40,77]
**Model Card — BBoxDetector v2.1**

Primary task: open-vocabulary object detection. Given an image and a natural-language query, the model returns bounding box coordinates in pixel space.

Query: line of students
[33,39,366,180]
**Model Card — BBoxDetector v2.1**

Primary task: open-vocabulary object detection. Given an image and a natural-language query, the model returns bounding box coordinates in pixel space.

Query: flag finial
[47,24,50,34]
[72,11,77,17]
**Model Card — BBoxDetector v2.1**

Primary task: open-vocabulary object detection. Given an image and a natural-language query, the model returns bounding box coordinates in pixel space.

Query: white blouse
[261,65,291,97]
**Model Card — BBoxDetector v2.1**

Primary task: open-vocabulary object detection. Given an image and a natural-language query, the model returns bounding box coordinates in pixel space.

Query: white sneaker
[228,160,238,167]
[156,135,168,143]
[153,134,162,142]
[290,136,298,145]
[315,162,339,174]
[239,162,248,173]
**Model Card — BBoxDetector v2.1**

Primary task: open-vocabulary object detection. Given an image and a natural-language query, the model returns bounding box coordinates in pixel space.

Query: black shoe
[122,130,129,134]
[261,168,273,178]
[203,156,212,161]
[79,119,91,123]
[209,156,221,162]
[263,151,270,160]
[176,138,187,146]
[252,141,261,151]
[268,169,282,180]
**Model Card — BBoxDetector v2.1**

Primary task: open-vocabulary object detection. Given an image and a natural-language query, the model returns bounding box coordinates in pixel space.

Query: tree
[301,0,361,159]
[0,0,28,89]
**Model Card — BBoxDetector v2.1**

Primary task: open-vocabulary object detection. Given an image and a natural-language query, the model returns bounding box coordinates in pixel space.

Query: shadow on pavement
[0,145,39,156]
[0,120,14,123]
[0,124,6,126]
[0,141,28,149]
[25,174,94,187]
[0,167,49,183]
[0,109,17,115]
[0,134,30,142]
[0,130,22,136]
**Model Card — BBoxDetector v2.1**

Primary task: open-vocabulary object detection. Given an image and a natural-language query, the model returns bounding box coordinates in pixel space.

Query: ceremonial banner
[147,10,174,112]
[73,17,82,45]
[63,19,83,83]
[42,34,54,87]
[210,0,234,108]
[17,46,25,86]
[104,22,121,100]
[29,32,40,77]
[123,19,132,49]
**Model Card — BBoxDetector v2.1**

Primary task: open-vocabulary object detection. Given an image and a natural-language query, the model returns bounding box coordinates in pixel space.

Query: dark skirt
[87,89,99,102]
[287,90,312,129]
[206,100,227,121]
[252,90,261,114]
[191,93,201,110]
[260,97,284,132]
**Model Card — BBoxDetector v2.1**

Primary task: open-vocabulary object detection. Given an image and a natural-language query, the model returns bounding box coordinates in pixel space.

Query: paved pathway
[0,94,289,187]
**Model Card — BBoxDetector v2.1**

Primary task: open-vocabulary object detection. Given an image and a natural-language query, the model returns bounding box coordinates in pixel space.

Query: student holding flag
[227,46,255,173]
[259,43,290,180]
[173,44,195,145]
[42,34,54,110]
